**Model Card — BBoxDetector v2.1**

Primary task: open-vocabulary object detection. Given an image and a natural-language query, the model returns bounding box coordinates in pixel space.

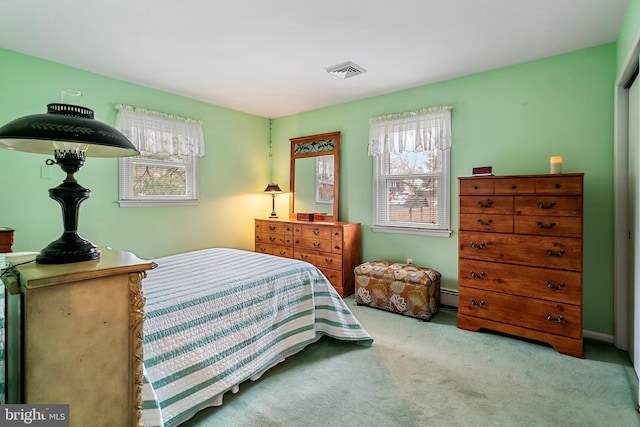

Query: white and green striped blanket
[141,248,372,427]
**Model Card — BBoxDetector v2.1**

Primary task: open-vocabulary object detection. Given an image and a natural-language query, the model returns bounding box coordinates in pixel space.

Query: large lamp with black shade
[0,96,139,264]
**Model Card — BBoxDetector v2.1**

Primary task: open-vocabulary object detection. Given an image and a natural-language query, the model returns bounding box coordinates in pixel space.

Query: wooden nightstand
[2,248,154,426]
[0,228,14,253]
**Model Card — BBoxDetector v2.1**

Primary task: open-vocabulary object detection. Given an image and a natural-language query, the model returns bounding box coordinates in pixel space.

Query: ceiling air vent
[326,61,367,79]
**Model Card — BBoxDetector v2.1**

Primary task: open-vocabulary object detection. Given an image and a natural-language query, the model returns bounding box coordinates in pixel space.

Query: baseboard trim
[439,288,614,344]
[583,330,614,344]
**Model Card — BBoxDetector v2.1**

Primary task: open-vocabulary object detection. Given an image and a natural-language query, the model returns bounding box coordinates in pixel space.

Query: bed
[136,248,373,426]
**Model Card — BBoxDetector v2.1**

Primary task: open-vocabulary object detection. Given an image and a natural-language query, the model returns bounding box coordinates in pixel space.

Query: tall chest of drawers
[457,174,584,358]
[255,219,361,297]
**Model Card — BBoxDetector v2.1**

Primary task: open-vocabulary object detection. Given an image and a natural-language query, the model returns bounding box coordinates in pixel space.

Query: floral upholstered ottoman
[354,261,441,320]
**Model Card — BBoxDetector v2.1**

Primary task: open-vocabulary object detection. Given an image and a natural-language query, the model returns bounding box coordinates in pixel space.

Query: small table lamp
[264,183,282,218]
[0,101,139,264]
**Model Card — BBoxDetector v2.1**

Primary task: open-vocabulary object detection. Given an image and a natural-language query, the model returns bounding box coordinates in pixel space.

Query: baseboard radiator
[439,287,613,344]
[440,287,459,308]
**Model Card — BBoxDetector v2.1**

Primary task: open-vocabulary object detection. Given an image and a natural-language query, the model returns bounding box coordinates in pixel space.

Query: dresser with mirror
[255,131,361,297]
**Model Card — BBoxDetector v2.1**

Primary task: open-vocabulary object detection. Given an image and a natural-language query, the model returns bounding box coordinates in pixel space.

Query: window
[369,106,452,237]
[115,105,205,207]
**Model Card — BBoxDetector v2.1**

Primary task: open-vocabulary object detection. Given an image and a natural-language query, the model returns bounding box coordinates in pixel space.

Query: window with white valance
[369,106,452,236]
[115,105,206,207]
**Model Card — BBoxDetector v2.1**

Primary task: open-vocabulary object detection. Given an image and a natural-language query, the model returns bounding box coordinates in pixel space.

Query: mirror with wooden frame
[289,131,340,222]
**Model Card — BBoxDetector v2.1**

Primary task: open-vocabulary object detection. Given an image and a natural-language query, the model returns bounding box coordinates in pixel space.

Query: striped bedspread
[141,248,373,427]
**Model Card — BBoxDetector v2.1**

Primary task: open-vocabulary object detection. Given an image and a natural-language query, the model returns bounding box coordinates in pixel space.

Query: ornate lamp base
[36,152,100,264]
[36,234,100,264]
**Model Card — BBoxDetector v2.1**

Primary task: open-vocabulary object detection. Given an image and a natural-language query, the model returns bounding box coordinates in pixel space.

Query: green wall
[273,44,617,335]
[0,48,270,259]
[0,40,621,336]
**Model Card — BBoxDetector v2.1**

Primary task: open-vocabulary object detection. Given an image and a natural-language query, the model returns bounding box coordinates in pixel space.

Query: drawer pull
[334,245,341,250]
[470,299,485,307]
[545,313,565,323]
[477,200,493,208]
[545,281,566,290]
[537,221,556,229]
[300,254,309,260]
[477,219,493,226]
[470,242,486,249]
[312,229,321,235]
[511,184,517,189]
[260,248,267,253]
[325,258,333,264]
[269,237,276,242]
[313,242,321,248]
[473,185,478,190]
[269,226,276,231]
[470,271,485,278]
[546,249,565,257]
[536,201,556,209]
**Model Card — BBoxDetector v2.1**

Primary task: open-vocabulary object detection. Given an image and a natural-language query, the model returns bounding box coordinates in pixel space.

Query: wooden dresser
[457,174,583,358]
[255,219,361,297]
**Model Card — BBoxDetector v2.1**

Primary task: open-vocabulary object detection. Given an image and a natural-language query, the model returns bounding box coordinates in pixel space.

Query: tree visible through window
[133,163,187,196]
[387,151,439,224]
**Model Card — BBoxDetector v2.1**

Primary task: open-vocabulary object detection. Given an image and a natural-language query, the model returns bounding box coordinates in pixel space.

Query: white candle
[550,156,563,174]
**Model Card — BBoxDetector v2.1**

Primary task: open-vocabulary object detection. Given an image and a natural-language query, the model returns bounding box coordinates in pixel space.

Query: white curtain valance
[115,104,205,158]
[368,105,452,157]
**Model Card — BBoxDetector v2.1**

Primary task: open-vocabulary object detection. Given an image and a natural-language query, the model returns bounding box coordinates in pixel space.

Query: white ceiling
[0,0,630,118]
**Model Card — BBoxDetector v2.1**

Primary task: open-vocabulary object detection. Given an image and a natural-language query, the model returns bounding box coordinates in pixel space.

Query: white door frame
[614,30,640,352]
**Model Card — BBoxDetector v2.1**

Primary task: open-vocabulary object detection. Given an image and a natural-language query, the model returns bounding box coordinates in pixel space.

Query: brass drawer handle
[470,299,485,307]
[300,254,308,260]
[536,201,556,209]
[545,281,566,290]
[477,200,493,208]
[545,313,565,323]
[470,242,486,249]
[325,258,333,263]
[313,242,321,248]
[477,219,493,226]
[546,249,565,257]
[312,229,321,235]
[269,237,276,242]
[537,221,556,229]
[470,271,485,278]
[269,226,277,230]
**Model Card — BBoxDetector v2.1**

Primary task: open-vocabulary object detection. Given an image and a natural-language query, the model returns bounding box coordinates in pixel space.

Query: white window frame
[115,105,205,208]
[369,106,452,237]
[372,148,451,237]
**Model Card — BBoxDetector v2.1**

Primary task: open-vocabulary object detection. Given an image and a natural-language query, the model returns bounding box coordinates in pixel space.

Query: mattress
[141,248,373,427]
